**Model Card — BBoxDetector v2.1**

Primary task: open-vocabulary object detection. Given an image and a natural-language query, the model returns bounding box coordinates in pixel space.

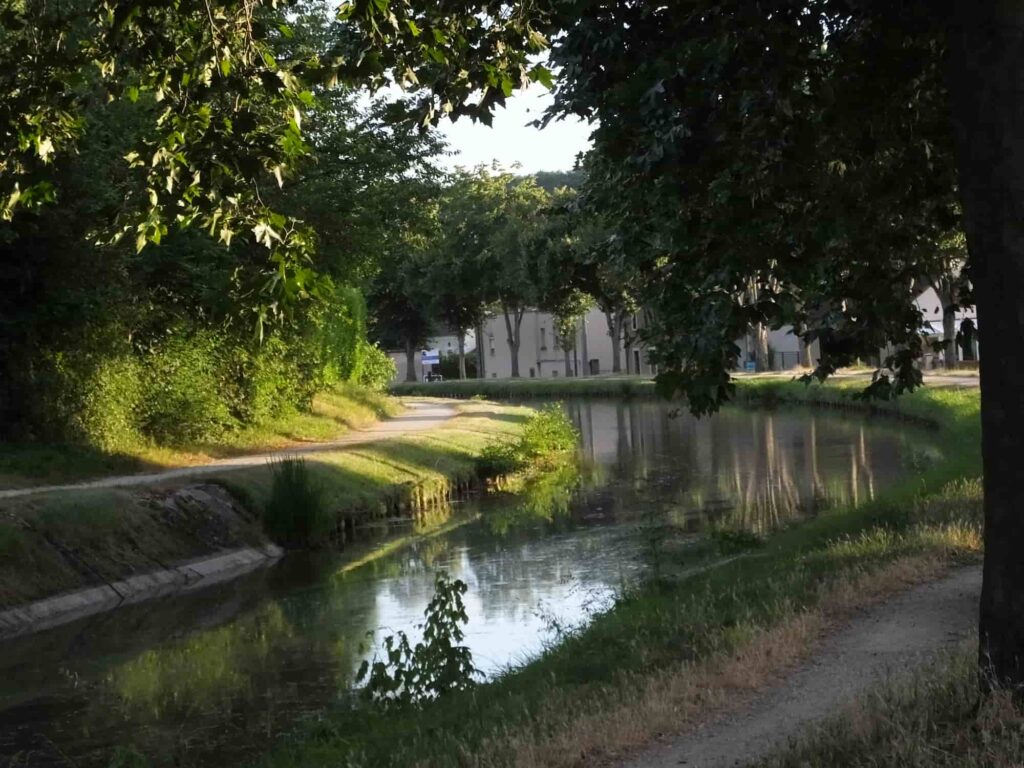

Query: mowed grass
[253,382,985,768]
[218,401,533,520]
[0,383,399,489]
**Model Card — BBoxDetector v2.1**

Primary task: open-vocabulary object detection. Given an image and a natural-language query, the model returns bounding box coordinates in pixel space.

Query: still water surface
[0,399,939,766]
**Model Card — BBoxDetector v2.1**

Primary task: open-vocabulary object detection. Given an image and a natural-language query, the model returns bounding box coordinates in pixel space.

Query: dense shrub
[76,355,147,453]
[263,457,334,547]
[14,283,381,452]
[437,350,477,380]
[139,332,235,445]
[357,343,398,391]
[227,337,303,426]
[477,405,578,477]
[294,283,368,398]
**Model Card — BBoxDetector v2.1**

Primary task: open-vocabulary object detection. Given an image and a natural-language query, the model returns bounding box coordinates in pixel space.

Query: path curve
[624,566,981,768]
[0,400,458,500]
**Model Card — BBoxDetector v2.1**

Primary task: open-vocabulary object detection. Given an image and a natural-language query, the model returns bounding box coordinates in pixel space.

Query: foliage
[61,354,147,454]
[476,405,578,477]
[437,351,477,381]
[141,332,236,444]
[357,344,398,391]
[263,457,333,547]
[357,573,480,708]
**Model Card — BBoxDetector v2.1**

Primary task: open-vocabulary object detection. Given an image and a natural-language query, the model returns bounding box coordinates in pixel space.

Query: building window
[631,313,638,331]
[633,349,642,373]
[552,369,559,377]
[540,327,547,350]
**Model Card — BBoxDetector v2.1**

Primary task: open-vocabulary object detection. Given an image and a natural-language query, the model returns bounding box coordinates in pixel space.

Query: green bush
[76,355,146,453]
[476,405,578,477]
[263,457,334,547]
[140,332,235,444]
[294,283,368,396]
[357,343,398,391]
[357,573,480,708]
[227,337,303,425]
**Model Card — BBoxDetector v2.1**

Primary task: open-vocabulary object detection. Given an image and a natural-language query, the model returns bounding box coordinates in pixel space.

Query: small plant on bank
[357,573,480,709]
[263,457,333,547]
[476,405,578,478]
[708,525,767,555]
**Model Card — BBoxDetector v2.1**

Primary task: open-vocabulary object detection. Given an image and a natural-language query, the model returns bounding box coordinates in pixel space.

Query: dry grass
[758,641,1024,767]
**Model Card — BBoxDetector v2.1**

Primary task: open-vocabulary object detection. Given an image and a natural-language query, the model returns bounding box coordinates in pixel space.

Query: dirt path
[0,400,457,500]
[624,566,982,768]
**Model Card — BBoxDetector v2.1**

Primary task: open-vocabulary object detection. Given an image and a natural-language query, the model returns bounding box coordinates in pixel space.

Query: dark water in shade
[0,399,940,767]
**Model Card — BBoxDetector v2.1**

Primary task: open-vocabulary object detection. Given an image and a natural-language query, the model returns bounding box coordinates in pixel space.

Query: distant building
[387,330,478,382]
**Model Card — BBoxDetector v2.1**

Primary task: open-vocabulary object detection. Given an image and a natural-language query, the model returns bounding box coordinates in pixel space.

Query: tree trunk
[564,343,572,377]
[503,305,523,378]
[476,322,486,379]
[457,331,467,380]
[949,2,1024,687]
[404,339,417,383]
[606,311,622,373]
[581,316,591,376]
[754,323,770,371]
[799,337,811,369]
[942,291,958,369]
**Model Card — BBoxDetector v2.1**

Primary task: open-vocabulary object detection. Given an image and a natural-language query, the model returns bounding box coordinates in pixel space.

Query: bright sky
[436,84,593,175]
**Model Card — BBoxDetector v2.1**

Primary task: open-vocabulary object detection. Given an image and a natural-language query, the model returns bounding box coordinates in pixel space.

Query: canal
[0,399,940,767]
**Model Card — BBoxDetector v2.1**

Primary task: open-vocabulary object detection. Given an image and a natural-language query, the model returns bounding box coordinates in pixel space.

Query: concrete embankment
[0,543,283,640]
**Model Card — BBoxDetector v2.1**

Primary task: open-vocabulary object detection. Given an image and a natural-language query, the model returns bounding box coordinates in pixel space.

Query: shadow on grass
[0,442,157,489]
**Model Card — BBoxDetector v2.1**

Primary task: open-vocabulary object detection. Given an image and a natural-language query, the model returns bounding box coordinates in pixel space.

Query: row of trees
[0,2,442,447]
[368,165,655,382]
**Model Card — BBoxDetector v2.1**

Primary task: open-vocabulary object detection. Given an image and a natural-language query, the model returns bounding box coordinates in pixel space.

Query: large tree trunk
[754,323,770,371]
[580,316,591,376]
[404,339,417,383]
[606,311,622,373]
[564,343,573,377]
[942,300,958,369]
[457,331,467,380]
[476,322,486,379]
[949,2,1024,687]
[503,305,523,378]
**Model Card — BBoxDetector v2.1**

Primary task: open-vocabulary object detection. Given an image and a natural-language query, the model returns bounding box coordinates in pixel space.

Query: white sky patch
[436,83,593,174]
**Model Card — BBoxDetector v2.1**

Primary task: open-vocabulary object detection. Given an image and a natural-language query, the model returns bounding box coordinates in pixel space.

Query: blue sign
[421,349,440,365]
[744,360,756,373]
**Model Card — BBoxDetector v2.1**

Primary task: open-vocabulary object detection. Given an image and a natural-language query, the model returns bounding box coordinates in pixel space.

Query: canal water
[0,399,941,767]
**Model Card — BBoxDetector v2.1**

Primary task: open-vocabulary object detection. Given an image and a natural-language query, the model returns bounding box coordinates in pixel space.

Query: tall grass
[263,457,333,547]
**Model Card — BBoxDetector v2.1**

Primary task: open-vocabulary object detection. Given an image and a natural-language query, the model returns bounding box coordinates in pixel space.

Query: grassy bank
[756,643,1024,767]
[255,382,983,768]
[0,383,399,489]
[0,401,533,611]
